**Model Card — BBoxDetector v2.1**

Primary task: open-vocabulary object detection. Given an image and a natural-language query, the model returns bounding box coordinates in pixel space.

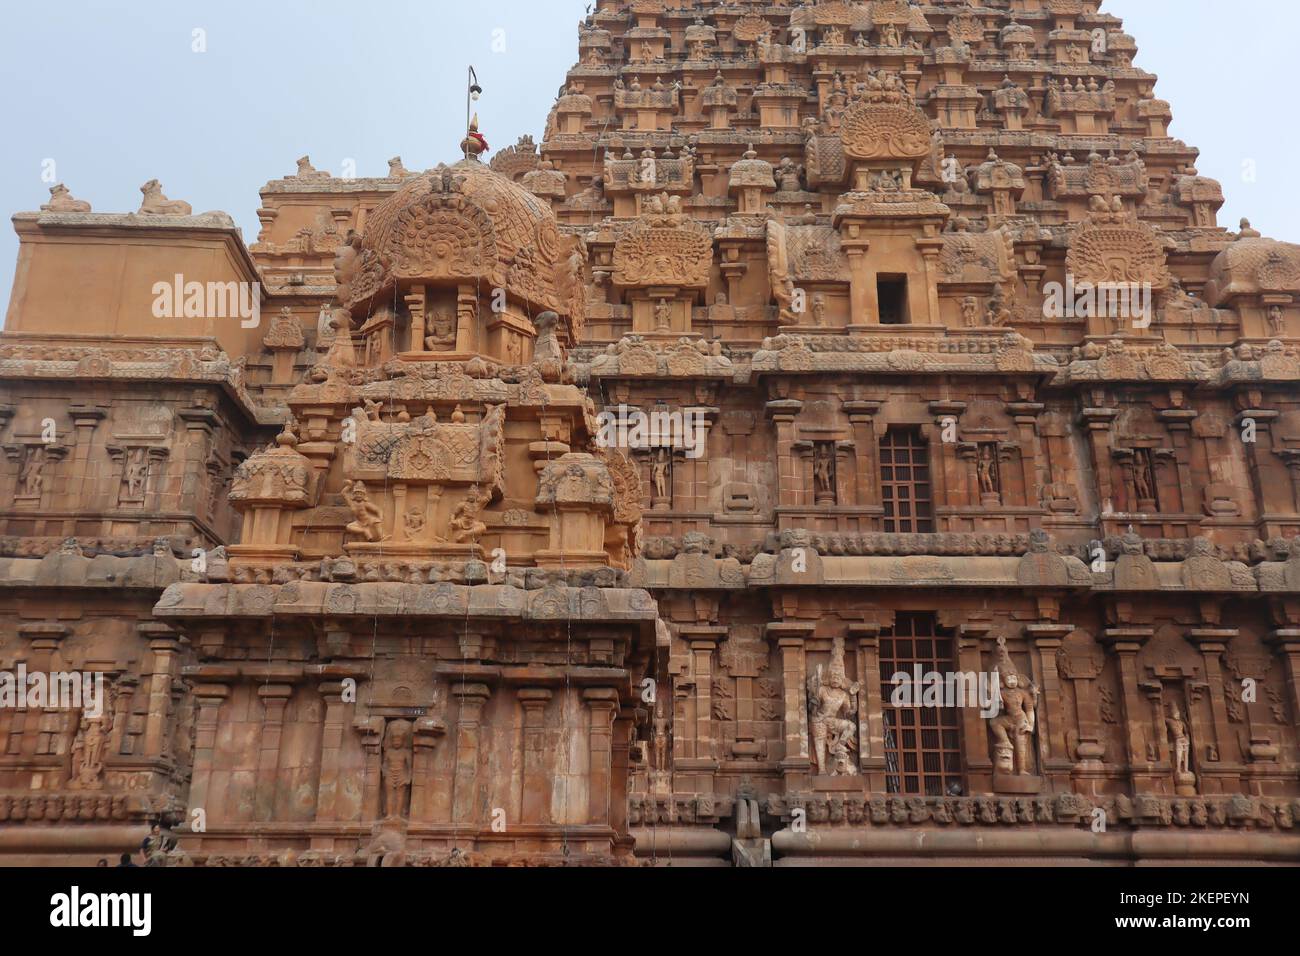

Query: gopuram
[2,0,1300,867]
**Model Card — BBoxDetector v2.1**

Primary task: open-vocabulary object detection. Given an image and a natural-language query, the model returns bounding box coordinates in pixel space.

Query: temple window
[879,613,964,796]
[877,275,909,325]
[880,428,934,532]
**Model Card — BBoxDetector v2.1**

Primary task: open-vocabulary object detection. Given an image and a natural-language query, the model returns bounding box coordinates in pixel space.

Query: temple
[2,0,1300,867]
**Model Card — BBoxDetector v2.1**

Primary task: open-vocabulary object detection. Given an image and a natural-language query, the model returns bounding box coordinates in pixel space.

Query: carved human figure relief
[990,636,1040,776]
[381,719,414,819]
[807,637,860,776]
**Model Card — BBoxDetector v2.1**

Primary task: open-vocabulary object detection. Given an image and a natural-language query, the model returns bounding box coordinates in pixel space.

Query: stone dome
[339,157,569,317]
[1203,233,1300,306]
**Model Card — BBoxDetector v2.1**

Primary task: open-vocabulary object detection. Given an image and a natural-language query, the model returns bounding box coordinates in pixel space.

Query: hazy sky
[2,0,1296,319]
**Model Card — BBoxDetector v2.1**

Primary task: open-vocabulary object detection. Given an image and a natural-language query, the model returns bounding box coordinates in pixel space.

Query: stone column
[1101,627,1154,786]
[68,404,107,509]
[17,623,67,759]
[1158,409,1197,515]
[1007,401,1046,508]
[354,716,384,822]
[766,400,803,512]
[1026,623,1071,778]
[1081,407,1119,512]
[1189,628,1236,772]
[768,621,815,790]
[109,675,137,758]
[1268,629,1300,735]
[676,626,724,792]
[844,401,881,507]
[314,681,353,824]
[584,688,619,826]
[956,623,992,787]
[189,684,230,822]
[409,716,448,823]
[518,688,554,824]
[451,683,492,825]
[140,625,181,758]
[255,684,293,821]
[849,622,887,789]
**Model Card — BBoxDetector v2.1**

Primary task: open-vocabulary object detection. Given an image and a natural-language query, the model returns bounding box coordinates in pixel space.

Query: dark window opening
[877,275,909,325]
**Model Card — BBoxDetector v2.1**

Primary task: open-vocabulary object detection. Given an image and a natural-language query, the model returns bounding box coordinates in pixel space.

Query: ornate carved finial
[462,114,490,160]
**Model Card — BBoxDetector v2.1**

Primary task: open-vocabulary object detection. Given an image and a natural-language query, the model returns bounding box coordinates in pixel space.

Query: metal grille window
[880,428,934,533]
[879,613,964,796]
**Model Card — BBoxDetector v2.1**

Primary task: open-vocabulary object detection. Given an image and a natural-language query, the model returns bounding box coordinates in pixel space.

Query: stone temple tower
[3,0,1300,867]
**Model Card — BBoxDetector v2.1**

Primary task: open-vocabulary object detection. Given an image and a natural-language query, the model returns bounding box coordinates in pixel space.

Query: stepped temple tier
[3,0,1300,867]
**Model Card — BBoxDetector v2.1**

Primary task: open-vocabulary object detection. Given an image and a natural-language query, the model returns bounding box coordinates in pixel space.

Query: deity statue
[1165,704,1191,776]
[1269,305,1286,337]
[811,294,827,327]
[381,719,413,819]
[124,448,149,499]
[343,481,385,543]
[70,698,113,791]
[651,448,671,501]
[425,306,456,350]
[961,296,979,328]
[450,485,489,544]
[18,446,45,497]
[989,636,1040,776]
[654,298,672,332]
[814,443,835,498]
[808,637,860,776]
[978,445,999,496]
[1132,450,1155,501]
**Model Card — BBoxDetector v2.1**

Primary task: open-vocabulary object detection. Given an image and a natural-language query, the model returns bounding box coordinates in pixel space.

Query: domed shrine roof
[336,149,572,321]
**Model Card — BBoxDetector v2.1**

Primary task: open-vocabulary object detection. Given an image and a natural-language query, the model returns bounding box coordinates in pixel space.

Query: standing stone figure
[990,636,1040,776]
[381,719,413,819]
[807,637,860,776]
[1166,704,1191,776]
[651,448,671,502]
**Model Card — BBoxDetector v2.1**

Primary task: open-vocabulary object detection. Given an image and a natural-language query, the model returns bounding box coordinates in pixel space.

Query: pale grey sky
[1,0,1295,319]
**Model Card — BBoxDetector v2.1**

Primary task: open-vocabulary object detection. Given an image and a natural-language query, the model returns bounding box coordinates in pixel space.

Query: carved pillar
[769,621,814,790]
[69,404,108,509]
[189,684,230,822]
[255,684,293,821]
[314,680,353,824]
[1158,408,1197,516]
[109,675,137,757]
[17,623,67,760]
[1189,628,1236,776]
[676,627,723,792]
[767,400,804,512]
[409,716,448,823]
[1081,406,1119,512]
[140,626,181,758]
[1007,401,1045,509]
[1101,627,1153,787]
[844,401,881,507]
[518,687,554,824]
[956,623,992,788]
[355,716,385,822]
[451,683,492,824]
[584,688,619,825]
[611,710,634,846]
[1026,623,1071,778]
[849,622,887,790]
[1268,629,1300,736]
